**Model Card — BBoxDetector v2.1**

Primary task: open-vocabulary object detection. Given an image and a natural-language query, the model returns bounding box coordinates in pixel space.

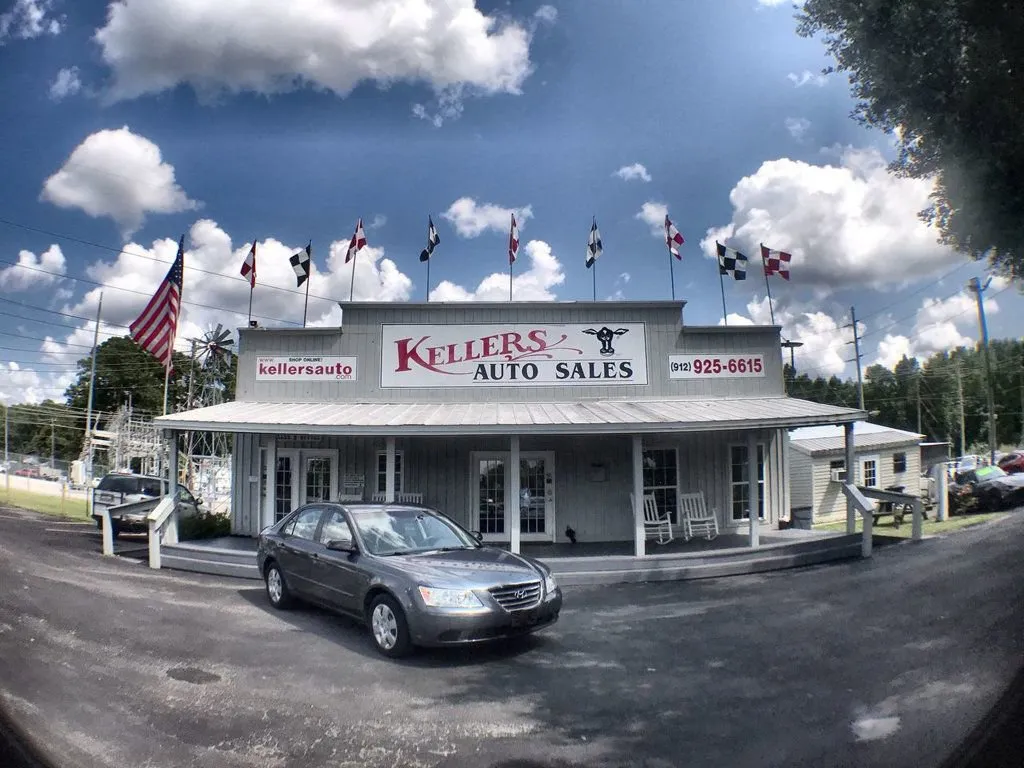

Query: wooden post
[509,435,521,555]
[844,422,857,534]
[747,431,760,548]
[632,434,645,557]
[384,437,396,503]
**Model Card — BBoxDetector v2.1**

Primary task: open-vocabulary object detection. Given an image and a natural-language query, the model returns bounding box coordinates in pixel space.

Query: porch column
[384,436,396,502]
[166,430,179,544]
[747,430,759,549]
[508,435,521,554]
[632,434,645,558]
[844,422,856,533]
[263,436,276,529]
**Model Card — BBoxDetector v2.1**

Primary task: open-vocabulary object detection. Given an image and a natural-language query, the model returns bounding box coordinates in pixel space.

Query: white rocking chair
[337,474,365,502]
[371,491,424,504]
[631,492,674,544]
[679,491,719,541]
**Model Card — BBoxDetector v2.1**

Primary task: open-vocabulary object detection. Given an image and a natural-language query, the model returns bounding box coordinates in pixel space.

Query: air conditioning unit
[830,468,848,483]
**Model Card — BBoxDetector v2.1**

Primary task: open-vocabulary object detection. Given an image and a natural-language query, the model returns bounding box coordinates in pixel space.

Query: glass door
[519,451,555,541]
[474,454,506,540]
[301,450,339,504]
[274,451,299,523]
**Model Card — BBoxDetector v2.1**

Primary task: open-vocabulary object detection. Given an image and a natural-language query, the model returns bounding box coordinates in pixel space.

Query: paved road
[0,505,1022,768]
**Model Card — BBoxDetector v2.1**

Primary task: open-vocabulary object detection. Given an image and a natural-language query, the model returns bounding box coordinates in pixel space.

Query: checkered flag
[716,242,747,280]
[760,244,792,280]
[289,242,311,287]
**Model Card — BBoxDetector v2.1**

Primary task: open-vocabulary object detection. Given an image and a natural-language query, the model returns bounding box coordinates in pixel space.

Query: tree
[797,1,1024,275]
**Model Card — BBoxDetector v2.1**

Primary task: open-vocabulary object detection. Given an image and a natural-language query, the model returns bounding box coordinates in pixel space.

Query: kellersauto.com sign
[380,324,649,387]
[256,356,358,381]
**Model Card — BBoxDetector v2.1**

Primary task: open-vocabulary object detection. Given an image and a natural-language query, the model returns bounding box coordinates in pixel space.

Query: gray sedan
[256,503,562,657]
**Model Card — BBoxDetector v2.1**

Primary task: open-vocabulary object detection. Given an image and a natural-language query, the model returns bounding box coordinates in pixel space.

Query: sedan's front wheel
[265,563,293,610]
[369,595,412,658]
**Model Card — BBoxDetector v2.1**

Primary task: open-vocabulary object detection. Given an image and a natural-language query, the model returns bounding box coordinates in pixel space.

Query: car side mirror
[470,530,483,542]
[326,538,357,553]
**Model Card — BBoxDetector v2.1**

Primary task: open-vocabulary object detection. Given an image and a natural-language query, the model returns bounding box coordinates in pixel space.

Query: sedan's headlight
[418,586,484,609]
[544,573,558,596]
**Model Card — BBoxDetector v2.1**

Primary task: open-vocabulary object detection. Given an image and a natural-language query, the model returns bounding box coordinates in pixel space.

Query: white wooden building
[155,301,867,556]
[788,422,924,523]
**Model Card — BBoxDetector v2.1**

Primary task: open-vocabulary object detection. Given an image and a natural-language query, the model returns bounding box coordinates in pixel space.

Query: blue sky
[0,0,1018,403]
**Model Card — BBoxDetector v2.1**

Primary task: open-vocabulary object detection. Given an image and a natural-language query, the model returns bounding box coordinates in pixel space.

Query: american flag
[761,244,792,280]
[716,242,748,280]
[508,213,519,264]
[240,240,256,288]
[345,218,367,263]
[585,218,602,268]
[665,215,684,260]
[130,235,184,371]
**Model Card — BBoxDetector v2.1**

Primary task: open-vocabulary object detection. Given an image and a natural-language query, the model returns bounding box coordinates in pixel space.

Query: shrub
[178,510,231,540]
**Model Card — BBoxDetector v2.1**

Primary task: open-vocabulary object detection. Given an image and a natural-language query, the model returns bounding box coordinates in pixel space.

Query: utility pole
[3,403,8,468]
[845,307,865,411]
[955,359,967,458]
[916,373,923,436]
[966,277,997,464]
[84,292,103,483]
[50,418,56,469]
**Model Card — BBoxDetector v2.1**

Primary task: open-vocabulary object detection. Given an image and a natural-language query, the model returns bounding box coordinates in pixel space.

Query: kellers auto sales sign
[379,324,648,387]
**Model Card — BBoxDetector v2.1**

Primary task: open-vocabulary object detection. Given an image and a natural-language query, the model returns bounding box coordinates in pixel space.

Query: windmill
[182,325,237,479]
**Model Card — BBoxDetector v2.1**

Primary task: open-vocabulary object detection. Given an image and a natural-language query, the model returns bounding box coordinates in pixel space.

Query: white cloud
[757,0,789,6]
[0,362,57,406]
[701,146,965,292]
[873,281,1006,368]
[48,66,81,100]
[636,201,669,237]
[534,5,558,24]
[613,163,652,183]
[785,116,811,141]
[368,214,387,230]
[94,0,535,127]
[0,245,66,290]
[606,271,631,301]
[40,126,200,240]
[442,197,533,238]
[787,70,827,88]
[431,240,564,301]
[0,0,61,42]
[412,84,466,127]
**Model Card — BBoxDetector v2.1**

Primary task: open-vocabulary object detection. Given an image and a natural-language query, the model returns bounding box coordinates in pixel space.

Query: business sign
[380,323,648,387]
[668,354,765,380]
[256,356,357,382]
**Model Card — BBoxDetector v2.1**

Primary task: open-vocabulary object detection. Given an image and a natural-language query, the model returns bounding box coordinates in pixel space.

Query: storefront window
[730,444,765,521]
[642,448,678,524]
[274,456,293,523]
[376,451,404,494]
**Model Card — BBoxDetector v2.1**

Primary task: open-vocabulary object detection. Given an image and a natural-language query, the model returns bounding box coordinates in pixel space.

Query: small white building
[789,422,923,522]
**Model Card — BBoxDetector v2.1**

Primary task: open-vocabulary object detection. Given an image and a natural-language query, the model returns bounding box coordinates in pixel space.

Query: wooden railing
[840,484,923,558]
[146,497,177,570]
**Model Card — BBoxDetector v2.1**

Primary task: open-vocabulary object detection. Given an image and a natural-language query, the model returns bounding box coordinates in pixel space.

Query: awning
[153,397,866,436]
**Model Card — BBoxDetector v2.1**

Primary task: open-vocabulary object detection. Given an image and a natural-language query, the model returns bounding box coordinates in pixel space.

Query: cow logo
[582,327,629,356]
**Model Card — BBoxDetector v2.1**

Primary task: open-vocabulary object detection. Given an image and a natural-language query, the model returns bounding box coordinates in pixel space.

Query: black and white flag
[290,242,311,287]
[585,218,602,268]
[716,242,747,280]
[420,216,440,262]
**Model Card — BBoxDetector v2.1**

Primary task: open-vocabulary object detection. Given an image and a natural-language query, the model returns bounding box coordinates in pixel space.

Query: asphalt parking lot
[1,505,1022,768]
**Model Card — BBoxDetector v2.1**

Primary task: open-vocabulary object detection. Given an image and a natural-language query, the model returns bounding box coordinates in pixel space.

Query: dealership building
[155,301,866,557]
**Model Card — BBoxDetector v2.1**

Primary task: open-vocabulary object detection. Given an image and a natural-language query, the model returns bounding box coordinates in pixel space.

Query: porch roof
[153,397,866,436]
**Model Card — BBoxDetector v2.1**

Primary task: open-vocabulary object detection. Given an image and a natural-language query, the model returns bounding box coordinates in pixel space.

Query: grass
[815,511,1007,538]
[0,486,90,520]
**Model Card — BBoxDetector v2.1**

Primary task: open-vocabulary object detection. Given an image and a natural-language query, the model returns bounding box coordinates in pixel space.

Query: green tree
[797,1,1024,275]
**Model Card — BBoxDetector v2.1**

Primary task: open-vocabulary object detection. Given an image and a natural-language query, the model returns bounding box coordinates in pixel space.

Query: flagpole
[718,264,728,326]
[592,262,597,302]
[425,258,431,302]
[509,261,513,302]
[303,241,312,326]
[348,249,356,304]
[760,243,776,326]
[162,364,171,416]
[247,282,253,325]
[668,250,676,301]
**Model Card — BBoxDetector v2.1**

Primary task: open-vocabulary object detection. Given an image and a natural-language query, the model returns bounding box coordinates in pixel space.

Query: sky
[0,0,1019,405]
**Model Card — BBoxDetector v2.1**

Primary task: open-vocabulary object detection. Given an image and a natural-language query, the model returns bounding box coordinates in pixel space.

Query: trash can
[790,506,813,530]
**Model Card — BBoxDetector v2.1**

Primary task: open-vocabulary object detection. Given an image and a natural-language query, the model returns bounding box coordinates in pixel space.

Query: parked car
[997,451,1024,475]
[257,503,562,658]
[91,472,199,537]
[951,465,1024,512]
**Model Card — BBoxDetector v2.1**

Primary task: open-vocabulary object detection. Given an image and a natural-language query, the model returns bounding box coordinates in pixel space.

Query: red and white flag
[760,244,792,280]
[664,215,684,260]
[240,240,256,288]
[130,235,184,371]
[508,213,519,264]
[345,218,367,263]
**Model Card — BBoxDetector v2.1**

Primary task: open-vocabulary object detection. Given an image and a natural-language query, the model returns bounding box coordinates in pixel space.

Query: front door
[472,451,555,543]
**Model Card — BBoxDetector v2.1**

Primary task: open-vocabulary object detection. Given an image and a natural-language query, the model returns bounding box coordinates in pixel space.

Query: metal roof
[154,397,866,436]
[789,422,923,456]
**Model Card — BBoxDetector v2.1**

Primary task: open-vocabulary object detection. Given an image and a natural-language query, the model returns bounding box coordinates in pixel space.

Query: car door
[276,506,326,598]
[309,508,366,614]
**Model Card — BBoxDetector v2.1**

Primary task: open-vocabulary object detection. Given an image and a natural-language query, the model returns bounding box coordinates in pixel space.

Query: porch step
[547,538,863,586]
[160,543,261,580]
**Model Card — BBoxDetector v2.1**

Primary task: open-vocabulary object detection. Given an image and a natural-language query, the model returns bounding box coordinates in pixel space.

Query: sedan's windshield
[350,507,478,556]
